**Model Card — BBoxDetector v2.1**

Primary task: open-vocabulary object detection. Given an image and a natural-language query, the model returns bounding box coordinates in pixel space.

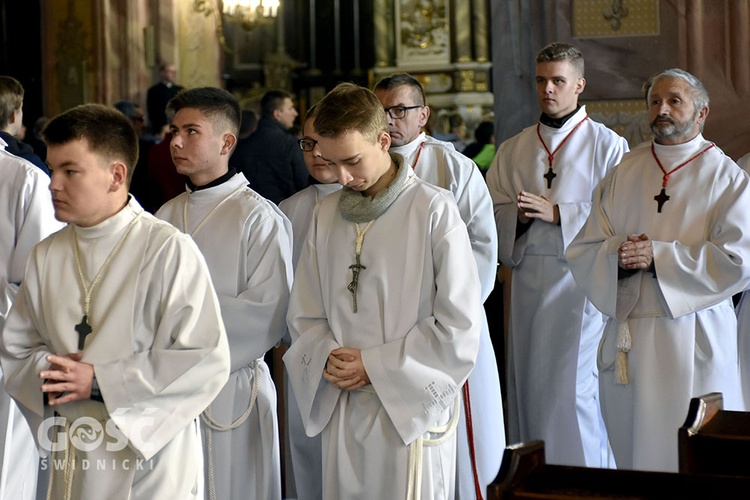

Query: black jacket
[229,117,309,204]
[0,131,49,175]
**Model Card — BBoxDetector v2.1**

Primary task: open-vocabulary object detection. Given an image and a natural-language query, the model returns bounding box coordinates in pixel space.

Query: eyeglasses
[298,138,318,152]
[383,105,423,120]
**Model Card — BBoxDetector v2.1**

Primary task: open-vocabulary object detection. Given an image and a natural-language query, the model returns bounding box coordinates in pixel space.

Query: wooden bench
[679,391,750,476]
[488,440,750,499]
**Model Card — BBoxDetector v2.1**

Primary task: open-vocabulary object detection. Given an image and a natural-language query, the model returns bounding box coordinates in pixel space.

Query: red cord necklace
[651,142,715,213]
[410,141,426,171]
[536,115,589,189]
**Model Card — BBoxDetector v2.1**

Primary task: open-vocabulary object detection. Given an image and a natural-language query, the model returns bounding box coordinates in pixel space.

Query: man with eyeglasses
[279,104,341,500]
[374,73,504,499]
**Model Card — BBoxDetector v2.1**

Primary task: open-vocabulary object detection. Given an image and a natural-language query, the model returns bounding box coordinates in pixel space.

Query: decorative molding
[584,99,651,147]
[395,0,450,65]
[573,0,659,38]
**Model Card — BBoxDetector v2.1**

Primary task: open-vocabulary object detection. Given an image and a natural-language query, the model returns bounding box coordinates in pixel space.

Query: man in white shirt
[568,68,750,472]
[279,104,340,500]
[157,87,292,500]
[1,103,230,498]
[285,82,482,499]
[0,147,63,499]
[374,73,504,498]
[486,42,628,467]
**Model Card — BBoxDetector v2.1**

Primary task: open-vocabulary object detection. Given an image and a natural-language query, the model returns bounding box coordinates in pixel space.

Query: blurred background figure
[115,99,158,209]
[230,89,308,204]
[146,62,183,137]
[462,120,496,176]
[0,76,48,174]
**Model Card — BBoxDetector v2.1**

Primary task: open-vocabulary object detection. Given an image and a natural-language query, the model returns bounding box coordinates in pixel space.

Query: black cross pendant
[654,188,670,213]
[75,314,93,350]
[544,167,557,189]
[347,255,367,313]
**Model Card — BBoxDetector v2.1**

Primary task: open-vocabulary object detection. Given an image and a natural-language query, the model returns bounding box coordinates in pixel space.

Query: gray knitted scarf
[338,154,412,223]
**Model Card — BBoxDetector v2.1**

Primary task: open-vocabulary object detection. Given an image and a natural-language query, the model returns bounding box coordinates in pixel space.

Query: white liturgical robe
[1,197,230,499]
[485,106,628,467]
[280,183,343,270]
[0,150,64,500]
[567,135,750,472]
[285,166,482,500]
[392,133,504,497]
[736,151,750,172]
[279,182,341,500]
[157,172,293,500]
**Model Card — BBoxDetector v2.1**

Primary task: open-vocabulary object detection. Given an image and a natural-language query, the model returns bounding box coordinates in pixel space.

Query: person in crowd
[568,68,750,472]
[0,103,230,498]
[0,75,48,174]
[156,87,292,500]
[374,72,504,497]
[278,104,340,500]
[230,89,308,204]
[114,99,158,209]
[462,120,496,175]
[485,42,629,468]
[146,62,184,137]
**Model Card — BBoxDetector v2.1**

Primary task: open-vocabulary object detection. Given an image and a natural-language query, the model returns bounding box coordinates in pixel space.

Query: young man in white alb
[285,83,482,499]
[157,87,292,500]
[1,103,230,499]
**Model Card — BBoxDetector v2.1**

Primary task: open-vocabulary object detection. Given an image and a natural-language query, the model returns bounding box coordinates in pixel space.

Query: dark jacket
[0,131,49,175]
[229,117,309,204]
[146,82,183,135]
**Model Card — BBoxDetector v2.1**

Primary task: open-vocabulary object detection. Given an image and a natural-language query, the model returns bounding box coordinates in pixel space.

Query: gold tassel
[615,321,631,385]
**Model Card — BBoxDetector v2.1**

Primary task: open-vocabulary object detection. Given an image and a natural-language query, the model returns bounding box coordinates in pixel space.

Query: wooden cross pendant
[347,255,367,313]
[75,314,93,350]
[654,188,670,213]
[544,167,557,189]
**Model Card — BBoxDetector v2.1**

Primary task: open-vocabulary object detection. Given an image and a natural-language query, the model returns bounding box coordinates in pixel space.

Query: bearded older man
[567,68,750,473]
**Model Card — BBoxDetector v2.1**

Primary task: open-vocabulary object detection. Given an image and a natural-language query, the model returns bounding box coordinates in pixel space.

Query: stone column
[472,0,489,62]
[454,0,472,62]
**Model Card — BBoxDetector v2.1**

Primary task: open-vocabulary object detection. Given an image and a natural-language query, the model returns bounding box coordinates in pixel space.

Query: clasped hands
[517,191,560,225]
[39,352,94,406]
[618,234,654,270]
[323,347,370,391]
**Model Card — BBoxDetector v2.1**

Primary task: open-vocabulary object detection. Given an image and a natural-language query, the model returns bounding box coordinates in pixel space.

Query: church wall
[31,0,750,161]
[40,0,222,116]
[490,0,750,160]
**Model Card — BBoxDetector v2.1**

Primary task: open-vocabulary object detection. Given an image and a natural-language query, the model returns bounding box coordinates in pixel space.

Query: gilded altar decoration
[396,0,450,65]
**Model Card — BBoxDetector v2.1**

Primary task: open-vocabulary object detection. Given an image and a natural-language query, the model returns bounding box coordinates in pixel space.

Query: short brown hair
[43,104,139,186]
[373,73,426,107]
[167,87,241,136]
[0,76,24,129]
[314,83,388,143]
[260,89,294,118]
[536,42,585,77]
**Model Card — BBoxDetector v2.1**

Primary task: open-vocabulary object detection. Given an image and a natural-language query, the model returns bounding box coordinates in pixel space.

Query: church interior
[2,0,749,160]
[3,0,750,496]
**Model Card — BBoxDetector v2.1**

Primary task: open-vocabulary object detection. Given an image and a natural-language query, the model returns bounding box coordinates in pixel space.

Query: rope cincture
[201,361,261,500]
[406,392,461,500]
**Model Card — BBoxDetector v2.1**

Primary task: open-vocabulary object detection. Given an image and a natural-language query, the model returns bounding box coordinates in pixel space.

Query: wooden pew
[679,391,750,476]
[488,440,750,499]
